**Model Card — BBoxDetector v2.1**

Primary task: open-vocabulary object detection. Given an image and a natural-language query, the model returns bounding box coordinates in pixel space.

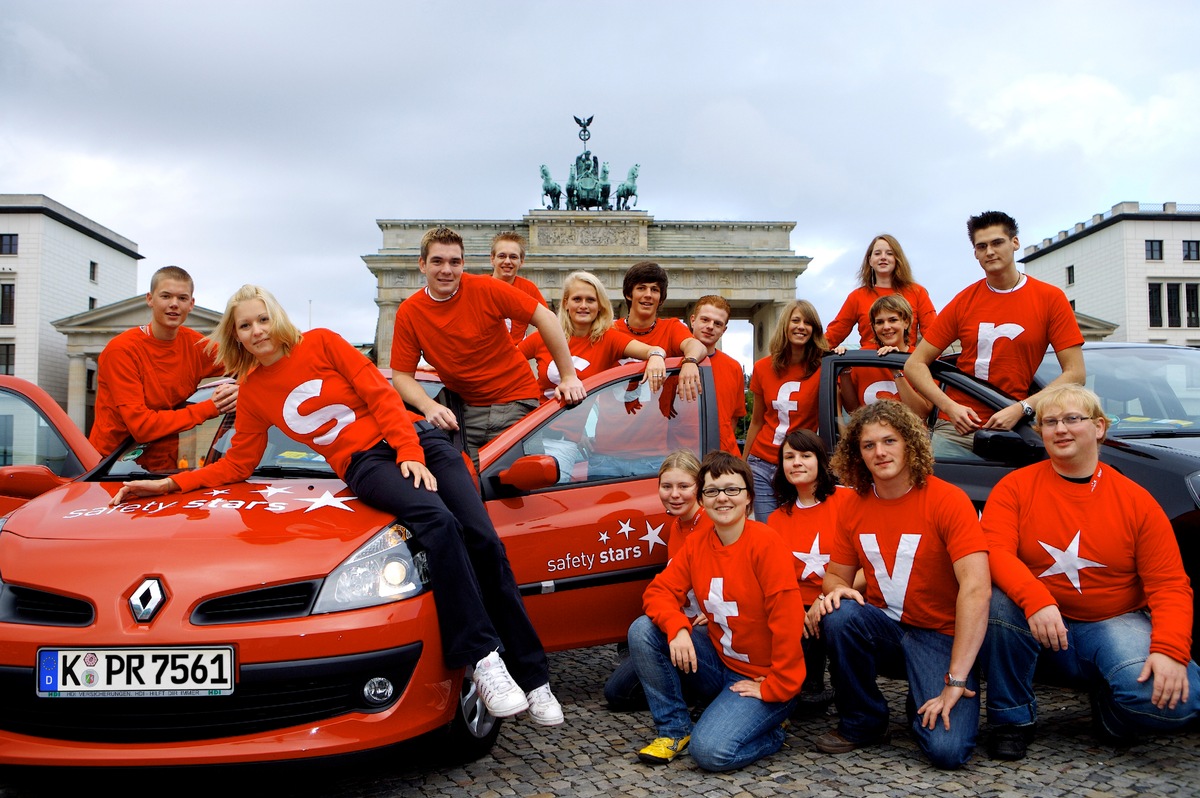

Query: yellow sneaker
[637,735,690,764]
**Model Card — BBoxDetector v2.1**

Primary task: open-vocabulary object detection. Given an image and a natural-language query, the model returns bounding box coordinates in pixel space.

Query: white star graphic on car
[640,521,665,552]
[793,534,830,580]
[296,491,359,513]
[617,519,634,539]
[206,489,230,496]
[598,530,610,544]
[1038,531,1106,592]
[253,485,293,497]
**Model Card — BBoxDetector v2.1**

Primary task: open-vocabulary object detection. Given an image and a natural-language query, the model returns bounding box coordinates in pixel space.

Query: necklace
[986,273,1026,294]
[624,316,657,336]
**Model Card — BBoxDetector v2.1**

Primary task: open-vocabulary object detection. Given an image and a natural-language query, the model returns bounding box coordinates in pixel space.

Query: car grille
[0,643,422,743]
[0,585,94,626]
[191,581,321,625]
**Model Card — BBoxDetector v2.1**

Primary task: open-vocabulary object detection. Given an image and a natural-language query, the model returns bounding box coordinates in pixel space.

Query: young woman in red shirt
[826,234,936,350]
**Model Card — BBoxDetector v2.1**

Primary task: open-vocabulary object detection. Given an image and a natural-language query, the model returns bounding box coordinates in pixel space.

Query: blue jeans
[821,601,979,769]
[746,454,781,521]
[627,615,795,772]
[983,587,1200,736]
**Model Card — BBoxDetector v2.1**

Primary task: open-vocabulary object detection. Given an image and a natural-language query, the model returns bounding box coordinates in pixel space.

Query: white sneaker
[525,683,565,726]
[472,651,529,717]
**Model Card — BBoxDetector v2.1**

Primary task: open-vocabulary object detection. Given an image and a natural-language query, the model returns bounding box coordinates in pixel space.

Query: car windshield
[95,382,337,480]
[1037,346,1200,436]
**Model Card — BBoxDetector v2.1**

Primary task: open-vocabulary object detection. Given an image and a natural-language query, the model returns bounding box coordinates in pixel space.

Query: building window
[88,297,97,310]
[1069,299,1076,310]
[1185,241,1200,261]
[1066,265,1075,286]
[1188,285,1200,328]
[0,235,15,255]
[1146,240,1164,260]
[0,284,13,326]
[1149,282,1163,327]
[0,344,12,376]
[1167,283,1182,327]
[89,261,98,282]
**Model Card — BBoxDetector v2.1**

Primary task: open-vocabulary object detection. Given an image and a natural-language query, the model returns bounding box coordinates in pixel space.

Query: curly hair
[768,299,829,376]
[856,234,916,291]
[772,429,836,512]
[831,401,933,495]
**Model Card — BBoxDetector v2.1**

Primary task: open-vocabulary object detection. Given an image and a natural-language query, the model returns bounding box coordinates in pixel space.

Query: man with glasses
[489,231,548,344]
[904,211,1084,447]
[818,400,990,769]
[981,384,1199,760]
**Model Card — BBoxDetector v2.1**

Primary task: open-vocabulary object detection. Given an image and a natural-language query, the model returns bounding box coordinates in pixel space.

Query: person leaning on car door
[89,265,238,459]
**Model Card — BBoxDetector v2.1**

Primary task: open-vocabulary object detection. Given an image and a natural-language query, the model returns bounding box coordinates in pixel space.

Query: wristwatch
[944,672,968,688]
[1019,400,1034,418]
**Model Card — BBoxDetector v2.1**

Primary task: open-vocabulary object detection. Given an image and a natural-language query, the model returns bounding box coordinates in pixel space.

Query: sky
[3,0,1198,370]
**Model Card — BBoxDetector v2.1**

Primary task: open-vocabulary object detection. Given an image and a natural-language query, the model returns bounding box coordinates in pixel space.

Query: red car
[0,360,717,766]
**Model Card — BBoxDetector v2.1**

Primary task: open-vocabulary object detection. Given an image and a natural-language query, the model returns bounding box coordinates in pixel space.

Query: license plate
[37,647,235,697]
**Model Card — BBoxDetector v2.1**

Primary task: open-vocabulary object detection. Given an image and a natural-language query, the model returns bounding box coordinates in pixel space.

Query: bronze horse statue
[615,164,639,210]
[540,165,562,210]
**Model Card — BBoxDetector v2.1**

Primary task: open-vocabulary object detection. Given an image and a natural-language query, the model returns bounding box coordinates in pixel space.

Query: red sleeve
[1132,490,1195,662]
[825,290,863,348]
[753,534,808,703]
[323,331,424,465]
[518,331,544,359]
[981,471,1060,617]
[643,545,698,642]
[922,289,965,354]
[171,417,269,493]
[907,284,938,341]
[390,305,421,373]
[95,343,220,446]
[1044,284,1086,352]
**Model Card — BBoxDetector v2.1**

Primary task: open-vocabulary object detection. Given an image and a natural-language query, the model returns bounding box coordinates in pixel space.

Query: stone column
[66,352,89,431]
[749,303,786,364]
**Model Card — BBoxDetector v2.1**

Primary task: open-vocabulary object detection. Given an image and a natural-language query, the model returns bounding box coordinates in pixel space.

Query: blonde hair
[1035,384,1107,440]
[857,234,916,291]
[558,271,614,343]
[208,285,303,380]
[768,299,828,376]
[658,448,701,480]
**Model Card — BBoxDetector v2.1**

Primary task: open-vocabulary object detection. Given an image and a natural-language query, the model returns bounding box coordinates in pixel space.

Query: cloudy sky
[3,1,1197,368]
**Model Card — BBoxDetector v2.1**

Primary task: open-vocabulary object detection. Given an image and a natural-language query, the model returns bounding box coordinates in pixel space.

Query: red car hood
[0,479,395,592]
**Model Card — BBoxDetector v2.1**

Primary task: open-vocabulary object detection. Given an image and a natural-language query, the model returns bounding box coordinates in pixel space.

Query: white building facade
[1021,201,1200,345]
[0,195,141,405]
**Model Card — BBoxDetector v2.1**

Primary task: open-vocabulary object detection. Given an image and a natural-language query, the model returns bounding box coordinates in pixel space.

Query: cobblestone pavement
[2,644,1197,797]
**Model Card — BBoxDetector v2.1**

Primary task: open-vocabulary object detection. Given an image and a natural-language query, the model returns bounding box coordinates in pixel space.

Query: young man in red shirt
[690,295,747,455]
[391,227,585,465]
[90,266,237,456]
[981,384,1199,759]
[819,401,990,769]
[489,231,548,344]
[904,211,1084,444]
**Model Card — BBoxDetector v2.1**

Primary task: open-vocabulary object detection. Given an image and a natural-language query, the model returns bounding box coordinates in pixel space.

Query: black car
[820,342,1200,657]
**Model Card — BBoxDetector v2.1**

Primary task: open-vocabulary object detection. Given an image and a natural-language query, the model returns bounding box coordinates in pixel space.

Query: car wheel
[443,667,502,762]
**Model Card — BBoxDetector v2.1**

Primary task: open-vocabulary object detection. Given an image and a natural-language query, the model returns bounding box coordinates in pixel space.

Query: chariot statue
[542,115,639,212]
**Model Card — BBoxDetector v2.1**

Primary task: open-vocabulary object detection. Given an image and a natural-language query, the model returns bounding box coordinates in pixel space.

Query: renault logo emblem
[129,578,166,622]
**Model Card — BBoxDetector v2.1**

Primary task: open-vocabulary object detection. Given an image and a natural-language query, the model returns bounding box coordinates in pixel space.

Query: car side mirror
[0,464,71,499]
[498,455,560,491]
[972,429,1043,466]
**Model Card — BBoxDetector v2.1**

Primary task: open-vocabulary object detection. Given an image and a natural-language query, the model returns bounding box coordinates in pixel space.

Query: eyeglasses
[701,486,748,498]
[1038,414,1094,429]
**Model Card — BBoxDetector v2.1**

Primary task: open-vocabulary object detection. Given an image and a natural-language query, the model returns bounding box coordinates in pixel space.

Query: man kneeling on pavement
[981,383,1200,759]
